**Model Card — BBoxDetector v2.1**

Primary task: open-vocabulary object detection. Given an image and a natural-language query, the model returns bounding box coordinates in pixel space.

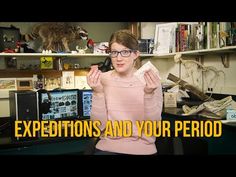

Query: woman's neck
[112,68,137,79]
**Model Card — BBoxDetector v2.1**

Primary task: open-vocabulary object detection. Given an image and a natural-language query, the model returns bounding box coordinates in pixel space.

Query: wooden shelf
[0,53,109,57]
[0,69,62,78]
[0,69,91,78]
[0,46,235,62]
[0,52,159,58]
[150,46,236,58]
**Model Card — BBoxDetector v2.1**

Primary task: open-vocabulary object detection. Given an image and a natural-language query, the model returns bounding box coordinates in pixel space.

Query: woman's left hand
[144,69,160,94]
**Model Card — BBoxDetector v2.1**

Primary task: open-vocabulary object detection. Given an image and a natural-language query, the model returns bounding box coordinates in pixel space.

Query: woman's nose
[116,54,123,60]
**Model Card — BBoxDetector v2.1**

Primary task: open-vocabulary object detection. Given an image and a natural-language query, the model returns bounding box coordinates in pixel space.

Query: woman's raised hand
[87,65,103,93]
[144,69,160,94]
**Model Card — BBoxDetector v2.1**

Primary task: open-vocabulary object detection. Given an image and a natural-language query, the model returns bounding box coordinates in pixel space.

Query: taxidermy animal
[20,23,88,52]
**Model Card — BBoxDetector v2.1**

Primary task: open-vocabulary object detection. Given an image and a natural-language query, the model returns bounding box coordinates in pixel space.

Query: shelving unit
[0,53,160,58]
[1,45,236,58]
[0,69,62,78]
[0,53,109,57]
[0,45,235,62]
[0,53,157,78]
[151,46,236,58]
[0,53,105,78]
[0,46,235,75]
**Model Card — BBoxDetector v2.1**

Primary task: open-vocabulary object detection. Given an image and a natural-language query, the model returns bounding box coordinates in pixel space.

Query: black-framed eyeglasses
[109,50,136,58]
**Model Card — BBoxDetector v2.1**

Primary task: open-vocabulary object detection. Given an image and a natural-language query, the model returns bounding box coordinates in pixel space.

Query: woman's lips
[116,64,124,68]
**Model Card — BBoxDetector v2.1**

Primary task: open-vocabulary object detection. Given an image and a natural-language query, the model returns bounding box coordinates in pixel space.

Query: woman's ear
[133,51,140,61]
[135,50,140,57]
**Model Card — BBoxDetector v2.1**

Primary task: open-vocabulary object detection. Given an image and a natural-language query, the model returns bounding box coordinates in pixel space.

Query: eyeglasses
[109,50,135,58]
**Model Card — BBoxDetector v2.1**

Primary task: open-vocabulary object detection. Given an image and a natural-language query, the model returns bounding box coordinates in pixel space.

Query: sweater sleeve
[144,82,163,121]
[90,92,108,131]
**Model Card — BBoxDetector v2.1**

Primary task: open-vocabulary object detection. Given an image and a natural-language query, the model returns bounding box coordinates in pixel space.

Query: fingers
[93,69,101,84]
[90,68,100,80]
[87,67,97,82]
[87,68,94,82]
[144,69,159,85]
[144,69,160,94]
[87,67,101,86]
[144,71,152,85]
[87,65,98,77]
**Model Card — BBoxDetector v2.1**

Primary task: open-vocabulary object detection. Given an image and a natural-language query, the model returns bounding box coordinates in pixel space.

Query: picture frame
[44,77,61,90]
[0,78,17,90]
[61,71,75,89]
[40,57,54,69]
[164,92,177,108]
[153,23,177,54]
[16,77,33,90]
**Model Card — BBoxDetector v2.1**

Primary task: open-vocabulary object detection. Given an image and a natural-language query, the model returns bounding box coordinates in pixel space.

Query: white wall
[202,54,236,94]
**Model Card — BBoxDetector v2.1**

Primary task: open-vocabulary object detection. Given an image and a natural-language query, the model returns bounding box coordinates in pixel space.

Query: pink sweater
[90,70,163,155]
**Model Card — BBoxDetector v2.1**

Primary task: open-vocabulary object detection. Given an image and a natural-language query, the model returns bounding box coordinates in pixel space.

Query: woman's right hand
[87,65,103,93]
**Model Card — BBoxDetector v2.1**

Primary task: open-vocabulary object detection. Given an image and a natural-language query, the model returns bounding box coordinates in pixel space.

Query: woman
[87,29,163,155]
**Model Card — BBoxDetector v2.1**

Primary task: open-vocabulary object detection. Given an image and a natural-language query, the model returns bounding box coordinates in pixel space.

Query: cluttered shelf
[0,69,62,78]
[163,107,222,120]
[0,53,109,57]
[162,89,236,127]
[148,45,236,59]
[0,52,157,58]
[0,69,90,78]
[162,107,236,128]
[1,45,236,59]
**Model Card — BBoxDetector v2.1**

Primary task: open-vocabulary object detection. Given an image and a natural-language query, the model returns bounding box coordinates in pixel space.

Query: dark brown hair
[109,29,139,51]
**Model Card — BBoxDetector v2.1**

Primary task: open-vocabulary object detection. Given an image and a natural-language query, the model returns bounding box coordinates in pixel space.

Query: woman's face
[110,42,139,76]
